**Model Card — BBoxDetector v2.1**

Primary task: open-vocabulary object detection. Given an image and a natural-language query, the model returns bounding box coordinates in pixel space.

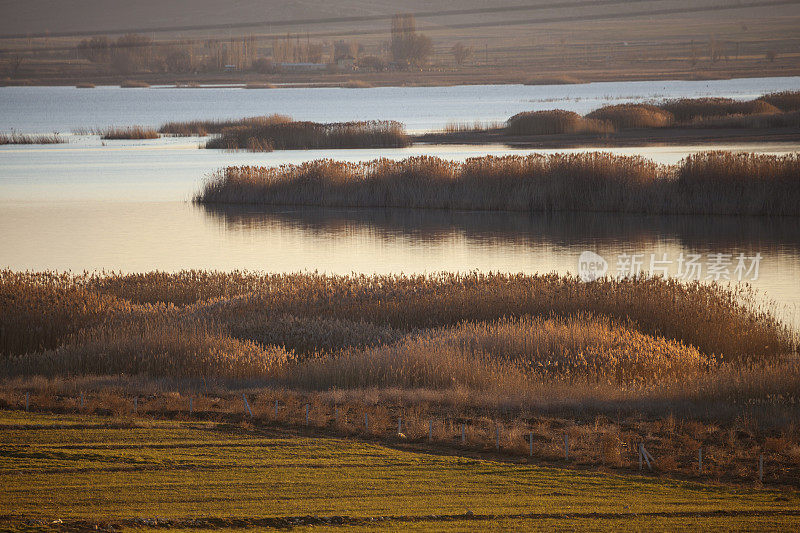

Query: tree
[111,34,152,74]
[390,14,432,68]
[78,36,111,63]
[451,43,473,66]
[164,48,193,73]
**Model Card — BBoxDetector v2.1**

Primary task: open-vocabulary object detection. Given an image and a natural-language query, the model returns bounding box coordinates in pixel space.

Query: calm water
[1,81,799,328]
[3,76,800,133]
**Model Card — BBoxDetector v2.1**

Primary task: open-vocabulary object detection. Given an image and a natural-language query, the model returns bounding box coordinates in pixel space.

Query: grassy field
[1,410,798,532]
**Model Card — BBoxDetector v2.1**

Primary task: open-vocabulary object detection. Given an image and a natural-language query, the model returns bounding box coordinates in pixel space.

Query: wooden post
[496,425,500,452]
[564,433,569,461]
[133,397,137,413]
[698,448,702,473]
[759,454,764,482]
[397,417,402,435]
[80,392,84,410]
[638,443,643,470]
[242,393,252,417]
[274,399,278,417]
[428,420,433,442]
[189,397,193,414]
[364,413,369,433]
[461,424,466,445]
[529,431,534,457]
[25,392,29,412]
[305,404,310,425]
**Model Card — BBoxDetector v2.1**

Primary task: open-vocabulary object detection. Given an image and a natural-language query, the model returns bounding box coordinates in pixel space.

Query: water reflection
[201,204,800,328]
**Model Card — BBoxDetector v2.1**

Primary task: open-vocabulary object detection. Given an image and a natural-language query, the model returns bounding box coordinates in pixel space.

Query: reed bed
[505,110,613,136]
[204,120,411,151]
[195,152,800,216]
[120,80,150,88]
[585,104,674,129]
[342,80,373,89]
[100,126,160,140]
[685,110,800,129]
[0,132,65,145]
[1,270,792,380]
[158,114,292,137]
[75,83,95,89]
[656,97,779,122]
[2,268,798,479]
[244,83,277,89]
[761,91,800,112]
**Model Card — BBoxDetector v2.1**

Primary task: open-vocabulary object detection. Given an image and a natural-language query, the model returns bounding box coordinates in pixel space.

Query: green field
[1,410,798,532]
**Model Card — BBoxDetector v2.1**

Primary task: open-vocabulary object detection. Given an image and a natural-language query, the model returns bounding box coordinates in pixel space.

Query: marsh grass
[586,104,674,129]
[657,97,779,122]
[756,91,800,112]
[505,110,613,135]
[120,80,150,88]
[158,114,292,137]
[204,119,411,151]
[100,126,160,140]
[0,270,793,381]
[196,152,800,216]
[0,132,65,144]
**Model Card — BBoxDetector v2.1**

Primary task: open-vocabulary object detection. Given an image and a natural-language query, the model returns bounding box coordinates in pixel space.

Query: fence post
[698,448,702,473]
[564,433,569,461]
[189,397,193,415]
[461,424,466,445]
[365,413,369,433]
[759,454,764,482]
[274,399,279,417]
[529,431,534,457]
[80,392,84,410]
[133,397,137,414]
[496,425,500,452]
[397,417,402,435]
[305,404,310,426]
[428,420,433,442]
[241,393,252,417]
[25,392,29,412]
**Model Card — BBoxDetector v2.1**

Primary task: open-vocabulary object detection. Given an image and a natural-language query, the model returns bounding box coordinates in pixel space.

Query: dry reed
[100,126,160,140]
[204,120,411,151]
[195,152,800,216]
[760,91,800,112]
[586,104,674,129]
[158,115,292,137]
[657,98,779,122]
[506,110,613,135]
[0,132,65,144]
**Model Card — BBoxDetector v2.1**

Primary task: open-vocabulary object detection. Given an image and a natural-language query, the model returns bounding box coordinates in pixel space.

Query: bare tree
[390,14,432,68]
[451,43,473,66]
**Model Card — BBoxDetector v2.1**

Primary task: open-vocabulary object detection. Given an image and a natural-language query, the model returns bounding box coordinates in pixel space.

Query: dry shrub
[658,97,779,122]
[100,126,160,140]
[505,110,613,135]
[760,91,800,112]
[586,104,674,129]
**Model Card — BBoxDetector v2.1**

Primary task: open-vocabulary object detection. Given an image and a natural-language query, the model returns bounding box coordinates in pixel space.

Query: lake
[1,79,799,329]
